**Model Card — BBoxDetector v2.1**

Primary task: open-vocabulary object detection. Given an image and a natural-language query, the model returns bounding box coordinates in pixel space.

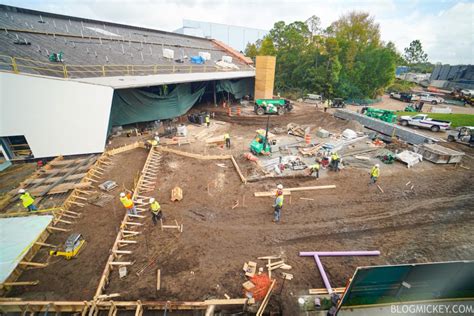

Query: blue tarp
[191,56,205,64]
[0,215,53,283]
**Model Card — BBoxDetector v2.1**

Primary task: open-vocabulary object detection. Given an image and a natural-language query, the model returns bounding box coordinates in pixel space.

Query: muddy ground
[4,104,474,315]
[9,149,148,300]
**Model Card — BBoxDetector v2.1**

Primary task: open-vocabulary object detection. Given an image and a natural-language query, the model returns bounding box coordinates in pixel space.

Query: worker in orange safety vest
[120,192,137,215]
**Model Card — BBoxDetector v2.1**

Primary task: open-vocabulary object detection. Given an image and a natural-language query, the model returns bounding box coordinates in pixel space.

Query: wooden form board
[94,148,160,298]
[158,147,247,183]
[255,56,276,100]
[0,225,50,295]
[0,299,254,312]
[105,142,144,156]
[254,185,336,197]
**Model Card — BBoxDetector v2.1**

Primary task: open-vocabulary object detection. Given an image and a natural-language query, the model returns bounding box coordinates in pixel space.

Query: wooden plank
[156,269,161,291]
[254,185,336,197]
[256,279,276,316]
[113,250,132,255]
[308,287,346,295]
[118,240,138,244]
[230,156,247,183]
[1,281,39,286]
[203,298,253,305]
[254,191,292,197]
[19,261,48,268]
[109,262,134,266]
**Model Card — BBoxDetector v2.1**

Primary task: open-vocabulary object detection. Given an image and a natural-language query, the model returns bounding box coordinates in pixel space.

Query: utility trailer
[334,109,440,145]
[413,143,464,164]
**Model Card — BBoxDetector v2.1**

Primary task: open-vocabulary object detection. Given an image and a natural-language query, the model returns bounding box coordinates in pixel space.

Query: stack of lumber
[299,144,323,156]
[287,123,308,138]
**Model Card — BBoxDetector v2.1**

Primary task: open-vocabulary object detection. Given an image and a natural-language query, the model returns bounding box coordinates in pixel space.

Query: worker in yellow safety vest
[224,133,231,149]
[119,192,136,215]
[205,115,210,127]
[323,99,329,113]
[272,184,284,223]
[149,198,162,225]
[308,161,320,179]
[330,152,341,172]
[369,164,380,185]
[18,189,38,212]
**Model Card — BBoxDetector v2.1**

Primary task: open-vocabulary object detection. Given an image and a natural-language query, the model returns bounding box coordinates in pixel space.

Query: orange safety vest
[120,194,134,208]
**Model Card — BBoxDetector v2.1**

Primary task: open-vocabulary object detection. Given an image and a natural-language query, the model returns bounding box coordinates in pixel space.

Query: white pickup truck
[399,114,451,132]
[418,93,444,105]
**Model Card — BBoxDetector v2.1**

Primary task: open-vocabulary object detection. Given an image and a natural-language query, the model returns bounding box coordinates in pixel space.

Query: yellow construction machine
[49,233,85,260]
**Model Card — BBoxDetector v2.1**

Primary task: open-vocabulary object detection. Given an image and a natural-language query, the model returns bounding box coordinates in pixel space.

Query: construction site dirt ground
[3,104,474,314]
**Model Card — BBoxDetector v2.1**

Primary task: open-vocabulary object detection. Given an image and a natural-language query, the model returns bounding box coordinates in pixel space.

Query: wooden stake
[156,269,161,290]
[377,185,384,193]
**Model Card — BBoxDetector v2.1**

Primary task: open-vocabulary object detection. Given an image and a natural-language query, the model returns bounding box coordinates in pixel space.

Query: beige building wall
[254,56,276,99]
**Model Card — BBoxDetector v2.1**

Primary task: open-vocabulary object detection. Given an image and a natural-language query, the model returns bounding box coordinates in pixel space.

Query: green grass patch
[396,112,474,128]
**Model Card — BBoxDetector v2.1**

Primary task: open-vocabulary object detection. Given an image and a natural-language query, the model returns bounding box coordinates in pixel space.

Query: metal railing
[0,54,249,79]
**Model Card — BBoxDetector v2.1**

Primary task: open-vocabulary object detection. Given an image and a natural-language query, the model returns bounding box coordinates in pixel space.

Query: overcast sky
[2,0,473,64]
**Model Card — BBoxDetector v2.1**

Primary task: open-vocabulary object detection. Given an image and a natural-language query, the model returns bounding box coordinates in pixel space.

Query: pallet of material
[205,135,225,144]
[299,144,323,156]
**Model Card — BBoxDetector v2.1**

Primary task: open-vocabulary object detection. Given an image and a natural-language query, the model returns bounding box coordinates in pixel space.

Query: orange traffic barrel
[237,107,241,116]
[227,107,232,116]
[305,134,311,144]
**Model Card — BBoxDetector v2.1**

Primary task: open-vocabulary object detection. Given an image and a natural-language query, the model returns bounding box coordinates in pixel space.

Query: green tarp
[109,83,206,127]
[216,78,254,99]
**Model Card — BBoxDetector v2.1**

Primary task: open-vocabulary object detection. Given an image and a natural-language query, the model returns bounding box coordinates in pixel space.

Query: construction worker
[205,114,210,128]
[273,184,284,223]
[119,192,137,215]
[308,160,320,178]
[323,99,329,113]
[224,132,231,148]
[18,189,37,212]
[145,139,158,150]
[369,164,380,185]
[149,198,162,225]
[330,152,341,172]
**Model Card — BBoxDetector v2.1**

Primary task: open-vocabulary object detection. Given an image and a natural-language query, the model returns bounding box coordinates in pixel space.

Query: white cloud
[3,0,473,64]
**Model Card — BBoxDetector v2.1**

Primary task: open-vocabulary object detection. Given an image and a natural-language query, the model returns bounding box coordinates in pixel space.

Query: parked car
[331,98,345,108]
[417,93,444,105]
[460,89,474,96]
[447,126,474,147]
[398,114,451,132]
[389,92,420,102]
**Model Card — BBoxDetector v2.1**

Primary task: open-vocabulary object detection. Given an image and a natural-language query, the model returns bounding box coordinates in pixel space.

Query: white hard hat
[277,184,283,190]
[120,192,125,197]
[375,164,380,168]
[18,189,25,194]
[150,198,155,203]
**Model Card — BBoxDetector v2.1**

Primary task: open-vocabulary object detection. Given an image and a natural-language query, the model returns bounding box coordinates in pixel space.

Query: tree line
[245,12,431,100]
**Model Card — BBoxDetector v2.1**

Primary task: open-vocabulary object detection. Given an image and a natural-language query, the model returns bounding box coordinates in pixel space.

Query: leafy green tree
[244,43,258,59]
[404,40,428,64]
[245,12,397,99]
[258,36,276,56]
